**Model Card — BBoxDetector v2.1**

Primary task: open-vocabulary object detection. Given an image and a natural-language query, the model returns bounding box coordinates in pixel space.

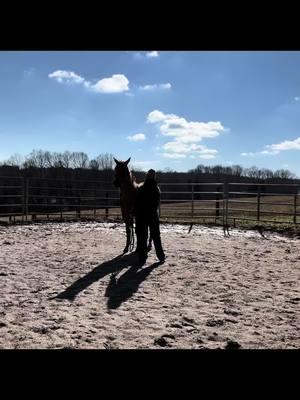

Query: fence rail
[0,176,299,227]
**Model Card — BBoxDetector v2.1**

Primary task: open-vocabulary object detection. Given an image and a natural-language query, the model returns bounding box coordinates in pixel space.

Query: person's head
[146,169,156,180]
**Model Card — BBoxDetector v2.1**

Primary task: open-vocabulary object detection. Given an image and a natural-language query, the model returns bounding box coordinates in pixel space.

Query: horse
[113,157,152,254]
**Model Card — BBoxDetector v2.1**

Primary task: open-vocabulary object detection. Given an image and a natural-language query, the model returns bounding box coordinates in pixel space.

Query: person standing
[135,169,165,265]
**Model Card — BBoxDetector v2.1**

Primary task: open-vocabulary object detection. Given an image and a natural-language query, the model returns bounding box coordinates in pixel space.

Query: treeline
[1,150,115,171]
[0,150,298,183]
[187,164,296,181]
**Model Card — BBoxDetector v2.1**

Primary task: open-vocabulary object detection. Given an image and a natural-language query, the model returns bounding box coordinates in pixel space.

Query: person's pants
[136,214,165,261]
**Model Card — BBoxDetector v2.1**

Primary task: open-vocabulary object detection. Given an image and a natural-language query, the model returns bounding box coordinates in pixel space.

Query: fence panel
[0,176,299,227]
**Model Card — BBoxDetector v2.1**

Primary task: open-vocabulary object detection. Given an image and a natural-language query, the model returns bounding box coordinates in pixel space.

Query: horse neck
[119,172,137,192]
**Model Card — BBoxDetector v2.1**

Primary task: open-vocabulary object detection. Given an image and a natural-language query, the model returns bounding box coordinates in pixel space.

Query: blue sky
[1,51,300,176]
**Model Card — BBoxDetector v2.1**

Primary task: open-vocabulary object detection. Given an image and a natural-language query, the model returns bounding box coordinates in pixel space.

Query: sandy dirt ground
[0,221,299,349]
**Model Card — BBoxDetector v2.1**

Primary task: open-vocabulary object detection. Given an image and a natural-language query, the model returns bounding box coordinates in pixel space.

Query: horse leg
[123,222,131,253]
[147,229,152,252]
[124,220,135,253]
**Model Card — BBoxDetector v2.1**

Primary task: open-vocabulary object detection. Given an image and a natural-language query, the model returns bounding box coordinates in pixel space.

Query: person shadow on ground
[52,253,163,305]
[104,261,163,309]
[53,252,139,301]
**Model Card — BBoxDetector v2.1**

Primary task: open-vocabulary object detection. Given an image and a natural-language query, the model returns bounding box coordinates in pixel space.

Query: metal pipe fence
[0,176,299,227]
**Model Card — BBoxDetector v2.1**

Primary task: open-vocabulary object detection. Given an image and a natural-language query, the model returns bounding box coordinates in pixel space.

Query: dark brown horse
[113,157,152,254]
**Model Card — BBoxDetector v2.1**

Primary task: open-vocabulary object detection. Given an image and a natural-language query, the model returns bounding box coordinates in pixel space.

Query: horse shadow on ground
[52,252,163,309]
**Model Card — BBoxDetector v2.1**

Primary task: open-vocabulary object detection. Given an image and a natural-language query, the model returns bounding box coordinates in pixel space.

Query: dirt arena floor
[0,222,299,349]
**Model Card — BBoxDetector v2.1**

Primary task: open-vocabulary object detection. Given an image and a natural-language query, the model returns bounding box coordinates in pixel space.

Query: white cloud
[266,137,300,151]
[159,83,171,89]
[146,51,159,58]
[49,70,130,94]
[198,154,216,159]
[87,74,129,93]
[161,153,186,159]
[48,70,85,84]
[133,51,159,59]
[162,141,217,156]
[295,97,299,101]
[242,137,300,157]
[260,150,280,155]
[140,83,171,91]
[147,109,225,143]
[241,152,256,157]
[147,110,167,123]
[147,109,223,160]
[241,150,279,156]
[127,133,146,141]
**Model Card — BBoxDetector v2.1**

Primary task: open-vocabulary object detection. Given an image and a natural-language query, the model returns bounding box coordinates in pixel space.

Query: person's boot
[138,251,147,266]
[157,251,165,263]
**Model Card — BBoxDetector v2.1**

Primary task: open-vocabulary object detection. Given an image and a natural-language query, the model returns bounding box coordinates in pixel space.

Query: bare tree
[71,152,89,169]
[51,152,64,168]
[274,169,295,180]
[96,153,114,170]
[89,159,100,170]
[43,151,54,168]
[260,168,274,180]
[2,153,24,167]
[61,151,73,168]
[245,166,259,179]
[231,165,243,177]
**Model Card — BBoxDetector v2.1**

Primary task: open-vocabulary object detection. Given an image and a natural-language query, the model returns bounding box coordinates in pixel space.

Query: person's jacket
[135,178,160,218]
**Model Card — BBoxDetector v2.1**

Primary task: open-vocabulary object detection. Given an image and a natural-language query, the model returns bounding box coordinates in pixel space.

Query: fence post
[94,188,97,219]
[294,193,297,224]
[223,182,228,228]
[216,186,220,219]
[257,185,261,221]
[76,188,81,219]
[47,195,49,220]
[24,178,29,222]
[191,183,194,221]
[60,196,63,221]
[22,177,25,223]
[105,191,109,220]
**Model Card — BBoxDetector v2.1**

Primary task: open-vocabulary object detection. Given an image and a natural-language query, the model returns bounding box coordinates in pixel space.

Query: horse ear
[125,157,131,165]
[113,157,119,164]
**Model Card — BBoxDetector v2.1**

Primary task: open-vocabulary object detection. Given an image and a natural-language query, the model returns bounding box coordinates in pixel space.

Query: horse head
[113,157,131,187]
